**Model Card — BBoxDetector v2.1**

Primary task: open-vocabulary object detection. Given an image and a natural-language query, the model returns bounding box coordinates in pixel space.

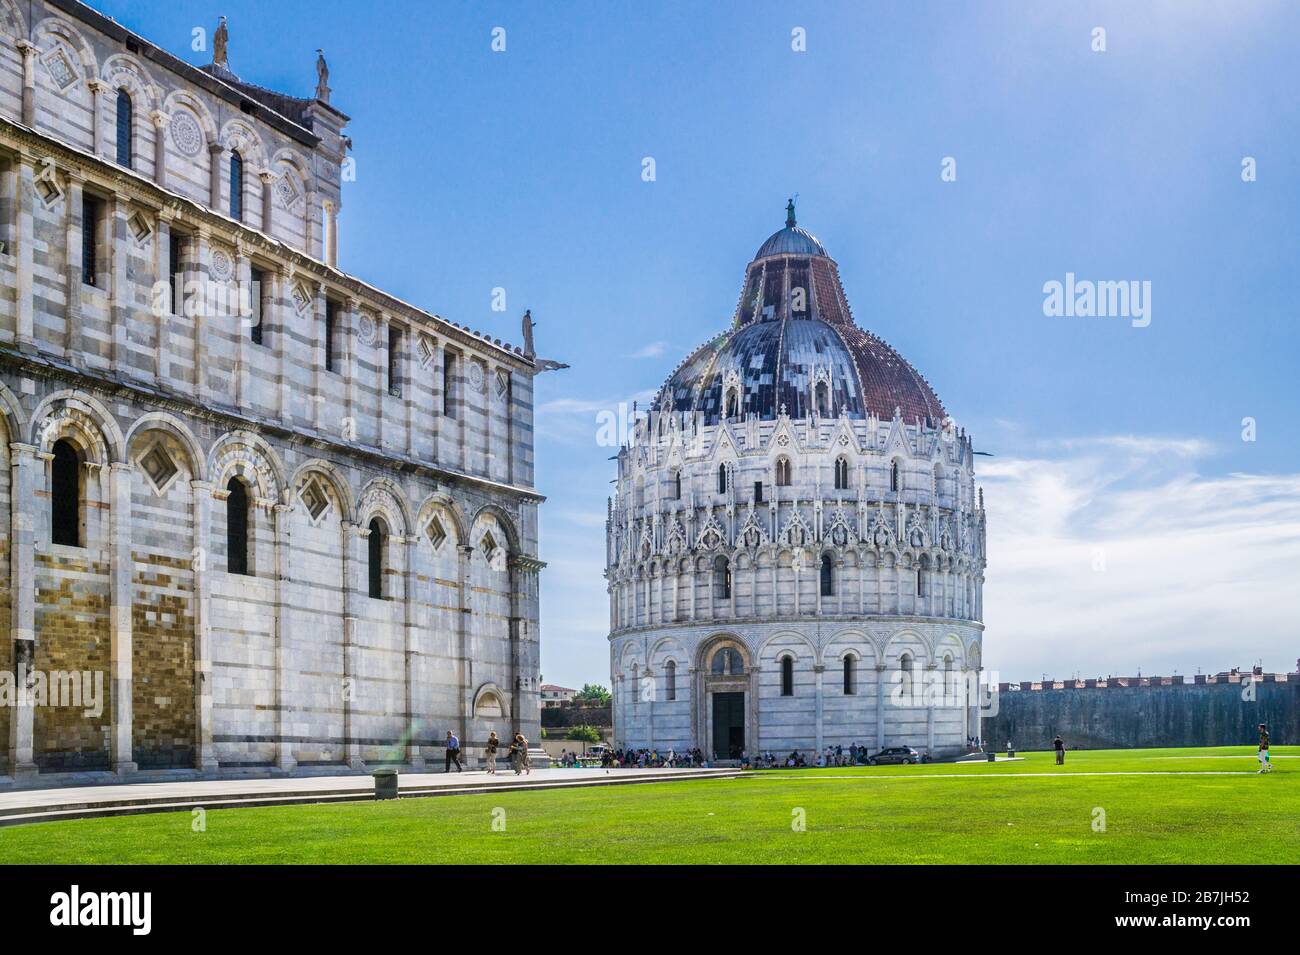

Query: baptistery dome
[661,201,945,426]
[607,202,988,765]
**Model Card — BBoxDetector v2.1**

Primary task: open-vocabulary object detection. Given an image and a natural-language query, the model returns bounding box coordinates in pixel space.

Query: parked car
[866,746,920,766]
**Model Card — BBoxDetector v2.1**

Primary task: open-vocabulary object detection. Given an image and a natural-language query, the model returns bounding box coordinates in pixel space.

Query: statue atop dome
[786,196,796,228]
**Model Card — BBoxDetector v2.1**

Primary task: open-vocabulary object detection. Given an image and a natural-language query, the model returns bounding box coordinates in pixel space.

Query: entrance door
[712,692,745,759]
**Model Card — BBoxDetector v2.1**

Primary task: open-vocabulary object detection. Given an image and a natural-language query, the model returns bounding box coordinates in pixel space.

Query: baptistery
[607,202,987,760]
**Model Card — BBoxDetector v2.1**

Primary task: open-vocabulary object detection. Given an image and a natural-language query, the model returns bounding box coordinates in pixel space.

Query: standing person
[485,731,499,774]
[1053,735,1065,765]
[1258,723,1273,774]
[445,730,463,773]
[512,732,531,774]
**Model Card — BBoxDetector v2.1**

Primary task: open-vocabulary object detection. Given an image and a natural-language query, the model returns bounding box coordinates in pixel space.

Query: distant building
[540,685,577,708]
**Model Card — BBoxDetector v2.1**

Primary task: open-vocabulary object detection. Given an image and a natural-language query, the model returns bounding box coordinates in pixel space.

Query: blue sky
[99,1,1300,685]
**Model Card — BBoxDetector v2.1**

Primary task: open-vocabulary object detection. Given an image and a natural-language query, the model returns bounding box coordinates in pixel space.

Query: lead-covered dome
[659,201,946,426]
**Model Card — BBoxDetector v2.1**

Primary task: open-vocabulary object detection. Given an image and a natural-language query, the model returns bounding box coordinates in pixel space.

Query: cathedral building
[0,1,552,781]
[607,203,987,760]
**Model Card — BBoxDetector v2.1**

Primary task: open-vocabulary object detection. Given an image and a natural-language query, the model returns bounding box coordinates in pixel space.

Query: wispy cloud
[625,340,671,359]
[981,438,1300,681]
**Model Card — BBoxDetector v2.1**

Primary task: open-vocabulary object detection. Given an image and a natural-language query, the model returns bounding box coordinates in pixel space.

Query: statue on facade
[213,16,229,68]
[315,49,331,103]
[521,309,535,357]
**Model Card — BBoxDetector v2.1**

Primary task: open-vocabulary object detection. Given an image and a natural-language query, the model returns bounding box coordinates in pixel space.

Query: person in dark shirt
[1258,724,1273,774]
[1053,735,1065,765]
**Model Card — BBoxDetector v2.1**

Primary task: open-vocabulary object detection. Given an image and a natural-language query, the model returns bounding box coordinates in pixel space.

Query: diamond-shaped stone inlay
[127,211,152,244]
[139,445,178,493]
[481,530,505,570]
[418,335,435,368]
[43,48,77,91]
[300,479,329,520]
[291,280,313,315]
[495,369,510,399]
[426,516,447,551]
[34,175,63,208]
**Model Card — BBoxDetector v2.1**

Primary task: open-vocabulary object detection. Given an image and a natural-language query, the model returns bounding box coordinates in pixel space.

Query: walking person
[1053,734,1065,765]
[445,730,463,773]
[515,732,532,774]
[485,731,499,774]
[1258,723,1273,774]
[507,734,523,775]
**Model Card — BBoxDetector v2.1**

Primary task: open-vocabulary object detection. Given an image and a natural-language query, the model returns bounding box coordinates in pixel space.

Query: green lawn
[1,746,1294,864]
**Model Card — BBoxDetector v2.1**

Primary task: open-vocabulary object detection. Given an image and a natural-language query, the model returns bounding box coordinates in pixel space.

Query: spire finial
[785,196,796,228]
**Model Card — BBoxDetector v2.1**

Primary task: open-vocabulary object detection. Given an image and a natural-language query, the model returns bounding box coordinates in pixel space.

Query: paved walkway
[0,767,740,827]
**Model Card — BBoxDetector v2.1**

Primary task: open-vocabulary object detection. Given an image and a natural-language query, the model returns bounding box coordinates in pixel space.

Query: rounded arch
[162,88,218,140]
[30,390,125,464]
[882,629,929,668]
[33,16,97,80]
[219,117,267,171]
[755,629,815,665]
[287,458,353,522]
[694,632,750,673]
[99,52,161,110]
[648,635,688,667]
[469,503,520,553]
[356,476,413,537]
[822,629,878,669]
[208,430,284,503]
[472,682,511,720]
[0,378,26,447]
[414,492,467,550]
[0,0,27,42]
[124,412,206,482]
[268,147,310,206]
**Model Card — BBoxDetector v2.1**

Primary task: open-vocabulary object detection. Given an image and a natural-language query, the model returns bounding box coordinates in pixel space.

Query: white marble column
[14,155,34,351]
[875,663,886,750]
[341,519,362,769]
[109,462,137,774]
[403,534,423,767]
[273,500,296,772]
[814,663,825,752]
[7,443,38,777]
[16,41,35,126]
[191,480,217,771]
[456,544,473,739]
[150,110,168,187]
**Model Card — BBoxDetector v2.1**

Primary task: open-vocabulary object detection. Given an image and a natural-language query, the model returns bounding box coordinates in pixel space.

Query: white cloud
[626,340,671,359]
[980,439,1300,681]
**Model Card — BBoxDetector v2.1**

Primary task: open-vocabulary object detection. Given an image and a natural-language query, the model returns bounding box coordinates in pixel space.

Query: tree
[575,683,611,705]
[566,724,601,743]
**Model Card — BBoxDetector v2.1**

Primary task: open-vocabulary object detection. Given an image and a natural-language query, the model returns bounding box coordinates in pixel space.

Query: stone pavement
[0,767,741,828]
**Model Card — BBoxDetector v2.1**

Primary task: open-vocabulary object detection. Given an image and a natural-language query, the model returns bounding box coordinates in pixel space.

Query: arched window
[711,647,743,676]
[717,463,728,495]
[115,89,133,168]
[916,564,925,597]
[368,517,386,598]
[51,439,81,547]
[900,652,914,698]
[775,456,791,487]
[944,654,955,701]
[843,654,857,695]
[713,555,731,599]
[226,477,251,575]
[820,553,834,597]
[665,660,677,701]
[672,470,681,500]
[780,655,794,696]
[891,459,901,493]
[229,150,244,222]
[933,463,944,502]
[725,388,739,420]
[834,456,849,490]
